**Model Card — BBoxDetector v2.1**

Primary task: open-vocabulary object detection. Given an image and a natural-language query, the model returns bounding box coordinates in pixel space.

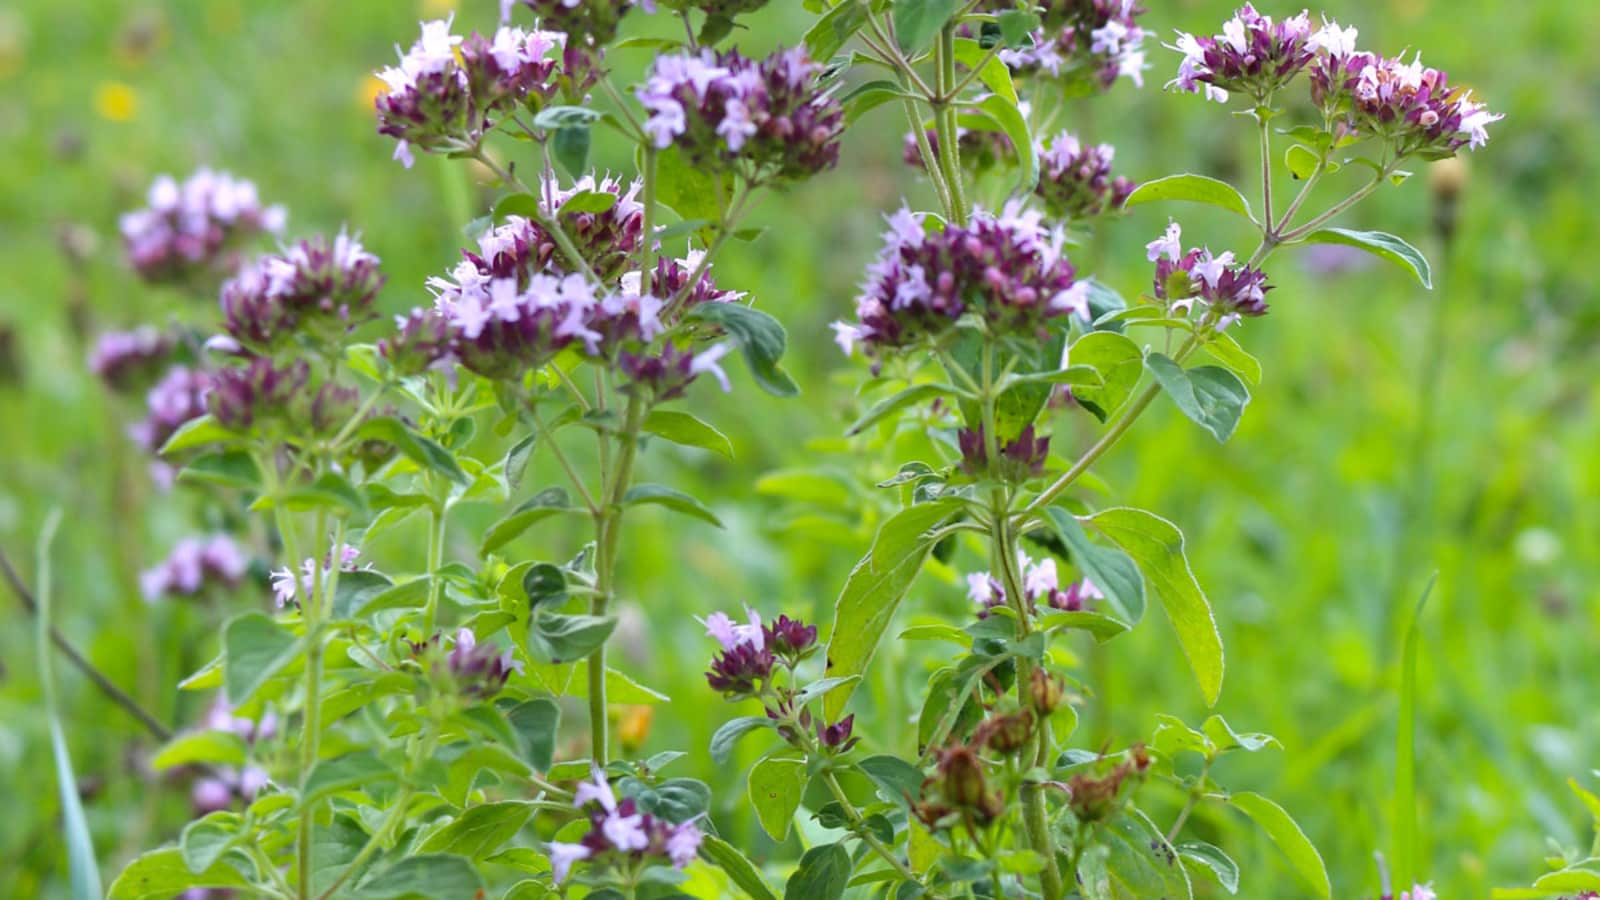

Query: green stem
[820,770,920,883]
[530,402,600,514]
[423,504,446,636]
[1258,108,1275,233]
[933,25,969,224]
[1278,172,1387,243]
[289,500,325,900]
[588,394,647,763]
[469,148,603,288]
[903,99,955,219]
[314,787,412,900]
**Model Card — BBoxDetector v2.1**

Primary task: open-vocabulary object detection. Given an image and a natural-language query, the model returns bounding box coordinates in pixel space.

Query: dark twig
[1,547,172,741]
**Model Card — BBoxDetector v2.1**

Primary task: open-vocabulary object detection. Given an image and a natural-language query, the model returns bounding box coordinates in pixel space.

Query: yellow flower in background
[357,73,388,110]
[0,11,25,80]
[616,705,654,753]
[421,0,458,14]
[94,81,138,122]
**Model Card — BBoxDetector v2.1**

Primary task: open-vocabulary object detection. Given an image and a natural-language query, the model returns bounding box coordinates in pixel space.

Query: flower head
[88,327,174,392]
[1147,221,1270,330]
[1165,4,1316,102]
[1034,131,1133,221]
[902,127,1014,178]
[966,549,1101,618]
[219,232,384,352]
[140,535,248,602]
[552,766,706,884]
[269,544,367,608]
[992,0,1150,91]
[120,169,285,284]
[836,204,1085,363]
[959,424,1051,482]
[445,627,524,698]
[638,47,844,180]
[1314,48,1502,156]
[128,365,210,454]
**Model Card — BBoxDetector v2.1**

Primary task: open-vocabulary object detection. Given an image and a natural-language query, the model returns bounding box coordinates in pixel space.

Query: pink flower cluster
[139,535,248,602]
[120,169,285,284]
[129,365,210,454]
[218,232,384,352]
[88,326,173,392]
[966,551,1103,618]
[270,544,368,608]
[902,127,1015,178]
[993,0,1149,90]
[833,205,1088,361]
[445,628,524,698]
[1146,221,1270,331]
[206,356,358,437]
[1166,3,1317,102]
[638,47,844,180]
[375,18,568,168]
[1034,131,1134,221]
[546,768,703,885]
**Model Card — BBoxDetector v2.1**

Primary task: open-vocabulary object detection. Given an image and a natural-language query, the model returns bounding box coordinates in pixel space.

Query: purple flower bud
[206,357,308,433]
[637,47,844,180]
[958,425,1050,481]
[763,614,818,661]
[554,766,705,884]
[1034,131,1133,221]
[120,169,285,284]
[88,327,174,392]
[817,714,857,751]
[1146,221,1271,330]
[379,308,456,376]
[1313,49,1501,156]
[706,641,775,697]
[902,127,1014,177]
[445,628,525,698]
[1165,4,1317,103]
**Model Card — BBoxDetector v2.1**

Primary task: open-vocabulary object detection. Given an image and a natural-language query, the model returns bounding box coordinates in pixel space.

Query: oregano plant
[58,1,1505,898]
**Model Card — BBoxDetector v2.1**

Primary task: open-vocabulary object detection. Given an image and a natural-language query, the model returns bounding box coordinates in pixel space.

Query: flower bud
[982,710,1035,756]
[939,746,990,811]
[1029,668,1065,716]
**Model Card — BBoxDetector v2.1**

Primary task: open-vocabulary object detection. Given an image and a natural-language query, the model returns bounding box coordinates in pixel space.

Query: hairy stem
[422,503,446,636]
[821,769,920,883]
[933,24,969,224]
[903,98,955,219]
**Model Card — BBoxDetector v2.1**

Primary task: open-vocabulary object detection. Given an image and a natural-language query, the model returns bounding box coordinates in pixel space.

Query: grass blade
[1394,572,1437,899]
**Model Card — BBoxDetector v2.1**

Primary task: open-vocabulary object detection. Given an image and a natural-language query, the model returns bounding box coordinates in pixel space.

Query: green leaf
[857,755,924,811]
[1095,812,1193,898]
[1294,228,1432,289]
[622,483,723,527]
[952,38,1017,104]
[1284,144,1322,180]
[1043,508,1146,625]
[1146,355,1250,443]
[551,124,590,179]
[1124,173,1256,223]
[356,416,470,484]
[1533,870,1600,893]
[893,0,964,54]
[711,716,776,764]
[785,843,852,900]
[354,853,486,899]
[152,731,247,770]
[327,569,395,620]
[749,753,808,840]
[643,409,734,458]
[843,80,916,124]
[976,93,1037,192]
[805,0,869,61]
[1035,610,1131,642]
[527,612,617,664]
[847,383,953,436]
[1178,842,1239,894]
[274,470,368,517]
[480,487,577,556]
[304,751,397,803]
[419,801,536,859]
[791,675,860,707]
[507,698,561,771]
[176,450,260,491]
[504,433,537,491]
[222,611,299,706]
[1229,793,1331,899]
[309,816,374,897]
[1201,332,1262,385]
[700,835,780,900]
[179,813,239,875]
[1086,508,1224,705]
[653,142,726,225]
[1067,332,1144,422]
[1203,715,1281,754]
[158,414,236,454]
[687,303,799,397]
[343,575,430,620]
[995,10,1041,48]
[823,499,959,718]
[557,190,618,215]
[108,848,250,899]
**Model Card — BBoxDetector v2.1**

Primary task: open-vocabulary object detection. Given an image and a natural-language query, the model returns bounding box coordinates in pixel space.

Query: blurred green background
[2,0,1598,896]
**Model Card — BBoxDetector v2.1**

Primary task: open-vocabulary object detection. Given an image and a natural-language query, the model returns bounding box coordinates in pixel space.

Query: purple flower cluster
[88,326,173,392]
[206,357,359,437]
[546,767,703,885]
[1034,131,1133,221]
[1146,221,1270,331]
[700,606,819,696]
[217,232,384,352]
[967,551,1103,617]
[832,205,1088,361]
[958,424,1051,481]
[375,18,568,168]
[638,48,844,180]
[1166,3,1316,102]
[270,544,368,608]
[129,366,210,454]
[992,0,1149,90]
[120,169,285,284]
[140,535,248,602]
[445,628,524,698]
[902,127,1015,178]
[384,189,738,392]
[1314,46,1503,156]
[188,697,275,816]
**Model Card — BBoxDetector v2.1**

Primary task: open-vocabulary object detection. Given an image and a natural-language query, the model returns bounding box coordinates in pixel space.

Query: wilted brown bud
[983,710,1035,756]
[939,746,992,811]
[1029,668,1065,716]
